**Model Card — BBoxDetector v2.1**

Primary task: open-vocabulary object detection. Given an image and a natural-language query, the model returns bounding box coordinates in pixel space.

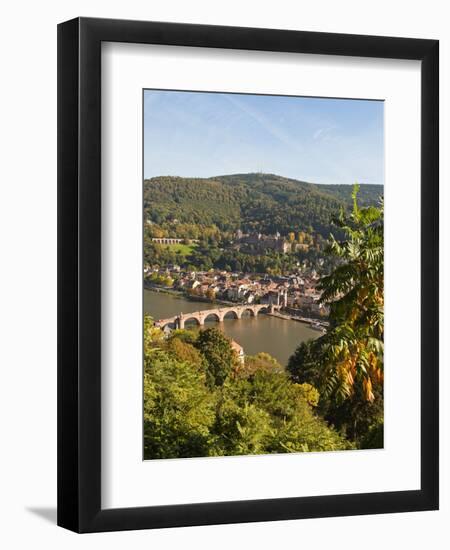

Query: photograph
[142,90,385,460]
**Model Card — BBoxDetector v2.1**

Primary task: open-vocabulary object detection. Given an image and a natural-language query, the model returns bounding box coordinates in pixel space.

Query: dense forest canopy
[144,173,383,238]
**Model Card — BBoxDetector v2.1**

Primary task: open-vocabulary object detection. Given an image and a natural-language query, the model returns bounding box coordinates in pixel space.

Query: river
[144,289,319,366]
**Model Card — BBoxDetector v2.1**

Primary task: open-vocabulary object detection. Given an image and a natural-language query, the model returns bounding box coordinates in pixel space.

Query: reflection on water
[144,290,319,366]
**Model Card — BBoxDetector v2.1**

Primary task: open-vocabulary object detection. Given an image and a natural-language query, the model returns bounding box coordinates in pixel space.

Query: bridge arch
[160,321,176,330]
[223,309,239,320]
[241,308,257,317]
[183,316,201,326]
[203,312,221,323]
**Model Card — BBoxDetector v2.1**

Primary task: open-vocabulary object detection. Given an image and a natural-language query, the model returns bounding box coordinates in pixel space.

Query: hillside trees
[144,174,382,239]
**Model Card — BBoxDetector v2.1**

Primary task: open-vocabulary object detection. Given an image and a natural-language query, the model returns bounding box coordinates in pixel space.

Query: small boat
[310,321,325,332]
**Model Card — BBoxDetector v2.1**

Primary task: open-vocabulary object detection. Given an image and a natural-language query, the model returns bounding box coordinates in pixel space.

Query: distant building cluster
[235,230,291,254]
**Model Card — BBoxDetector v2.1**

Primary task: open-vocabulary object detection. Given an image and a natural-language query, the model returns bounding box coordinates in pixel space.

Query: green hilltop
[144,173,383,238]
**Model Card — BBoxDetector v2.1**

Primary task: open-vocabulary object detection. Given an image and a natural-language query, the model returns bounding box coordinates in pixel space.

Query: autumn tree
[288,185,384,445]
[317,184,384,403]
[205,288,216,302]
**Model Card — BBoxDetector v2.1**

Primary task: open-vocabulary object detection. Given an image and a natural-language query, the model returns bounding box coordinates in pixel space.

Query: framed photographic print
[57,17,439,532]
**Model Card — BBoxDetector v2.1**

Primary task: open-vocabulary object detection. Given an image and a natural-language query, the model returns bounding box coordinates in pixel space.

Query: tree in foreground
[288,186,384,445]
[143,351,216,459]
[194,327,239,387]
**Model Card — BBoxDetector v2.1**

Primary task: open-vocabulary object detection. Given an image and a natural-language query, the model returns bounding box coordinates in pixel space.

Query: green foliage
[160,242,197,256]
[238,352,284,378]
[145,234,336,275]
[211,383,274,456]
[146,271,174,287]
[194,327,238,387]
[166,336,206,369]
[143,319,216,459]
[288,336,384,445]
[143,352,216,459]
[360,421,384,449]
[143,174,382,274]
[287,339,323,386]
[317,184,384,403]
[144,173,382,238]
[167,328,198,345]
[143,315,352,459]
[210,369,352,456]
[317,183,383,207]
[287,186,384,446]
[143,314,165,351]
[296,383,320,408]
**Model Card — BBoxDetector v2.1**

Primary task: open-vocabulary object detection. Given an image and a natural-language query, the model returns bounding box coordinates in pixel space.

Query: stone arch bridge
[154,304,280,330]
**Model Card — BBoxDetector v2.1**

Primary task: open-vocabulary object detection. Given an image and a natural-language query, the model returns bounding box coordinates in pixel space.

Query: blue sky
[143,90,384,185]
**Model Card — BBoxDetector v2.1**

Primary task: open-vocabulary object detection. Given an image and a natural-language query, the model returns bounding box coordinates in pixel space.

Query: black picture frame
[57,17,439,533]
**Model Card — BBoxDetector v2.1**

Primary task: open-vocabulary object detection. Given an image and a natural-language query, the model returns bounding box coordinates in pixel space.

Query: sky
[143,90,384,185]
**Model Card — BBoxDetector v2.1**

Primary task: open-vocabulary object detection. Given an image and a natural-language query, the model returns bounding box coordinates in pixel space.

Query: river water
[144,290,319,366]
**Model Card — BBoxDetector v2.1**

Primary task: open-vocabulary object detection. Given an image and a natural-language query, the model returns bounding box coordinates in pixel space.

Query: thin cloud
[224,94,304,153]
[313,126,336,142]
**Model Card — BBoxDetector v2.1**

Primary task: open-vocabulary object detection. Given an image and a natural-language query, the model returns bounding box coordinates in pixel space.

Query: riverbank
[267,311,328,331]
[145,285,283,311]
[144,284,182,297]
[144,283,235,307]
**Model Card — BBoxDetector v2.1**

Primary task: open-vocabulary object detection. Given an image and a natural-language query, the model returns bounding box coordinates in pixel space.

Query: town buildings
[144,266,330,318]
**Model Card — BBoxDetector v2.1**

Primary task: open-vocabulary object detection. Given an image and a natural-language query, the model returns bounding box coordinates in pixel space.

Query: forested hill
[143,173,383,237]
